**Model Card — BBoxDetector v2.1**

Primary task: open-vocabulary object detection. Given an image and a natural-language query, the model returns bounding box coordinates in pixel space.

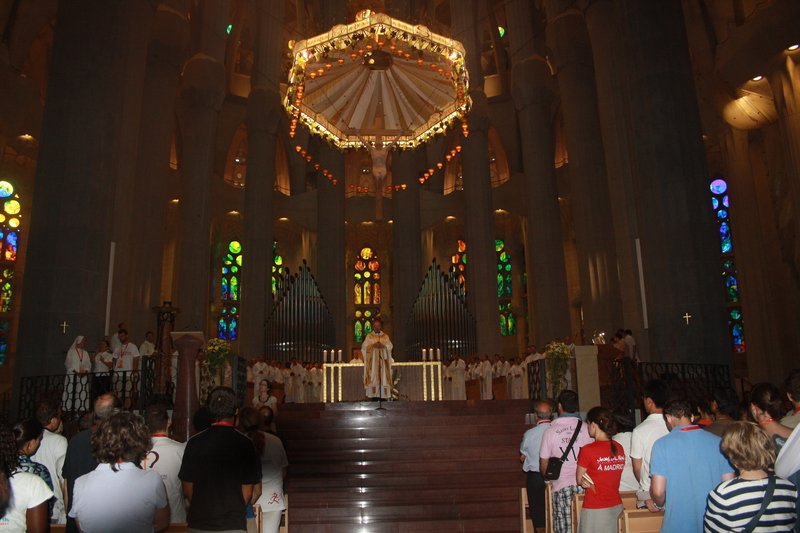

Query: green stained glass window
[271,241,283,297]
[218,239,242,340]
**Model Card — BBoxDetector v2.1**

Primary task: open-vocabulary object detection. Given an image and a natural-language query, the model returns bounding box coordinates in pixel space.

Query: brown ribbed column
[240,0,284,357]
[391,149,423,360]
[583,0,646,351]
[544,0,622,336]
[451,0,502,355]
[129,1,190,337]
[616,0,728,363]
[507,0,572,345]
[174,1,228,330]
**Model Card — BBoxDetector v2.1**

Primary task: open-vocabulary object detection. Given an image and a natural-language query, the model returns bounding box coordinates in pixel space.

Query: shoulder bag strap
[741,475,776,533]
[559,420,583,461]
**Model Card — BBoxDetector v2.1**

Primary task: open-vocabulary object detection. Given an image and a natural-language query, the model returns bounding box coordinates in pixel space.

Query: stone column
[15,2,149,380]
[544,0,622,336]
[507,0,572,346]
[171,331,203,441]
[316,146,346,348]
[616,0,728,363]
[391,149,423,360]
[583,0,646,351]
[451,0,502,355]
[129,1,190,338]
[239,0,284,357]
[174,1,228,331]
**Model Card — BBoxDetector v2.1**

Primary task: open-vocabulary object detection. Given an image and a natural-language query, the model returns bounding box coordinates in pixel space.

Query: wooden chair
[544,481,553,533]
[618,508,664,533]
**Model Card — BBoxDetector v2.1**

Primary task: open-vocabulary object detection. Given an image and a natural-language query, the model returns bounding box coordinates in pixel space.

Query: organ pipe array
[265,261,335,362]
[407,259,477,359]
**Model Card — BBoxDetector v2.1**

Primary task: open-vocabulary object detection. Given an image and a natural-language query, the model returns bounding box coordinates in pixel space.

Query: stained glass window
[218,240,242,340]
[0,180,22,366]
[450,239,467,288]
[354,247,381,342]
[271,241,284,297]
[709,178,745,353]
[496,240,515,336]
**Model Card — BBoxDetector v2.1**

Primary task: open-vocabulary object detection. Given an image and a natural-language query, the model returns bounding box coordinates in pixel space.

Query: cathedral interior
[1,0,800,397]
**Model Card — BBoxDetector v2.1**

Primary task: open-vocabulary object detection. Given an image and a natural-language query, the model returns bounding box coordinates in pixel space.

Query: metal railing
[17,357,158,421]
[601,359,732,416]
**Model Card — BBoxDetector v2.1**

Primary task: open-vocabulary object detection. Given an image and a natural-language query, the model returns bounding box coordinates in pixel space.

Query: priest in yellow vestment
[361,318,393,400]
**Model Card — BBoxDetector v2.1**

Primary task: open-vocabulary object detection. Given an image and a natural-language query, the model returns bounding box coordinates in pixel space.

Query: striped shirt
[704,476,797,532]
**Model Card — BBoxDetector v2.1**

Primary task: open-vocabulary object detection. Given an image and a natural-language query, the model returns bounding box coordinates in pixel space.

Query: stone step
[287,470,525,491]
[283,433,522,451]
[288,457,518,475]
[287,515,521,533]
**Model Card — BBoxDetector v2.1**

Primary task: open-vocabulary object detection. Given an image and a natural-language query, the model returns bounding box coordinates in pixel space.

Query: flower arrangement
[544,341,572,398]
[204,338,231,374]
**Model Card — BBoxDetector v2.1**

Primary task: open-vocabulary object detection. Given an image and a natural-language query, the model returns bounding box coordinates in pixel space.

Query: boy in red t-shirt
[576,407,626,533]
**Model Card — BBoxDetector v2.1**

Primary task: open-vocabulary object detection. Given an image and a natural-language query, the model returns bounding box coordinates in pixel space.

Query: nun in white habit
[63,335,92,412]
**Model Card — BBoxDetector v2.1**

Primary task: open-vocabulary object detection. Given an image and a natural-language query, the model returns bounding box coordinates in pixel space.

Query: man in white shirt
[109,321,126,352]
[142,404,186,524]
[630,379,670,510]
[31,399,68,524]
[520,399,553,533]
[113,329,141,371]
[139,331,156,357]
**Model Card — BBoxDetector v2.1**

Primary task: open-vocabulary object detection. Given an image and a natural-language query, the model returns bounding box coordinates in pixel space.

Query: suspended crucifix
[284,9,472,219]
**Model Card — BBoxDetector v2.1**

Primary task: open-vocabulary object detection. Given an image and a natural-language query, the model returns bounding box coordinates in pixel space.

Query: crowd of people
[520,370,800,533]
[0,386,287,533]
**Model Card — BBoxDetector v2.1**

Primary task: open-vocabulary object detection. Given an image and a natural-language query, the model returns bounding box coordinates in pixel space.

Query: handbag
[543,420,582,481]
[741,475,776,533]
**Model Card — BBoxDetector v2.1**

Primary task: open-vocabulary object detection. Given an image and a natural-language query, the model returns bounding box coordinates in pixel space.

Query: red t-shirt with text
[577,439,625,509]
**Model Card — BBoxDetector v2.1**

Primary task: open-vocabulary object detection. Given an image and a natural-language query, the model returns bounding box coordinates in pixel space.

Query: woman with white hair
[63,336,91,412]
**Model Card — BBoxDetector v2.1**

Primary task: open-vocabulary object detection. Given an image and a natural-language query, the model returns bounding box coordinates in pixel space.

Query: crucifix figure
[59,320,70,334]
[682,312,692,325]
[368,134,391,221]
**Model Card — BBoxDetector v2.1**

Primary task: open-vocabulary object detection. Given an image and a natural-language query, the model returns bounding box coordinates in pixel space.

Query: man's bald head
[533,399,553,421]
[94,393,121,421]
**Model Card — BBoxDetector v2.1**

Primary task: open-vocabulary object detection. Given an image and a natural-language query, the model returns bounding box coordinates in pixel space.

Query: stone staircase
[277,399,530,533]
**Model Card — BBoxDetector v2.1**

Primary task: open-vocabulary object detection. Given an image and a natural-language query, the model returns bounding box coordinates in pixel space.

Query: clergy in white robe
[510,361,525,399]
[449,356,467,400]
[479,357,493,400]
[361,318,393,400]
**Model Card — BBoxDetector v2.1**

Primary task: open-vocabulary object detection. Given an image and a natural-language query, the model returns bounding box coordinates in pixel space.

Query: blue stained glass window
[710,179,728,194]
[710,176,745,354]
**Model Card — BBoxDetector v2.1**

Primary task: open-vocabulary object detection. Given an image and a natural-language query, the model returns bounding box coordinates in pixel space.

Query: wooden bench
[521,483,554,533]
[618,508,664,533]
[571,490,639,532]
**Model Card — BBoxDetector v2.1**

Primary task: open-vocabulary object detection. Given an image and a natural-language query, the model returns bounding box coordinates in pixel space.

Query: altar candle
[422,348,427,361]
[338,349,343,362]
[323,350,328,363]
[437,348,441,361]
